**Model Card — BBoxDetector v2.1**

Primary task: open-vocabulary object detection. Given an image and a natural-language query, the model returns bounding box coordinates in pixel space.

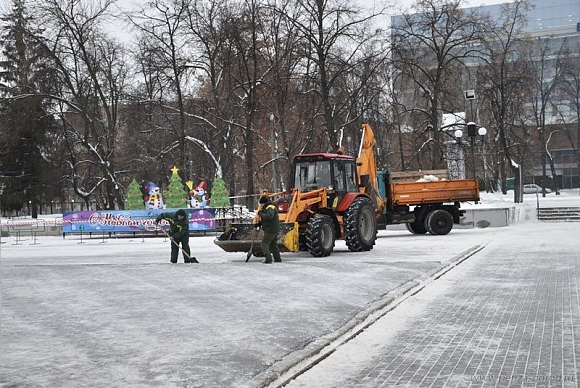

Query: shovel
[246,206,263,263]
[157,225,199,263]
[245,227,259,263]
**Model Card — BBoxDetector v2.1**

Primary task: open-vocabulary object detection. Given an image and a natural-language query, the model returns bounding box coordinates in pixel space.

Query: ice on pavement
[1,190,579,387]
[1,233,489,387]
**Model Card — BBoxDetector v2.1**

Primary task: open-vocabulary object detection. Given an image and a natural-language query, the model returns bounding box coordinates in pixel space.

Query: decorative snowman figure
[144,182,165,209]
[192,180,210,209]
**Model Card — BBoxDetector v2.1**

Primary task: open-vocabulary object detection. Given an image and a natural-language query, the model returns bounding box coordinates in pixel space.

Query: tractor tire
[345,197,377,252]
[425,209,453,235]
[304,214,335,257]
[299,233,309,251]
[405,221,427,234]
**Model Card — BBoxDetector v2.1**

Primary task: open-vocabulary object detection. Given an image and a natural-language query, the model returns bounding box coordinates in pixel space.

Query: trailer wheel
[345,197,377,251]
[406,222,427,234]
[425,209,453,235]
[305,214,335,257]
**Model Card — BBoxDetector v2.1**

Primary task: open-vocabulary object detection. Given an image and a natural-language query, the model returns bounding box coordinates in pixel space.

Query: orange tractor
[215,124,381,257]
[215,124,480,257]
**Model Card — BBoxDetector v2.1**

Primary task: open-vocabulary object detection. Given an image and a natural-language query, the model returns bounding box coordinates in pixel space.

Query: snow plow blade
[214,222,299,254]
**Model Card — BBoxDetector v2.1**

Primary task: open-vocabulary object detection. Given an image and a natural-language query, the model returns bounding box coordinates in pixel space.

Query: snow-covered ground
[285,221,580,388]
[1,191,580,387]
[475,188,580,209]
[0,227,495,387]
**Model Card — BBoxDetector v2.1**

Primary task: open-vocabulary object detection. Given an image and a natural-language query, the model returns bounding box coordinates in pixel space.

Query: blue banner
[63,209,217,233]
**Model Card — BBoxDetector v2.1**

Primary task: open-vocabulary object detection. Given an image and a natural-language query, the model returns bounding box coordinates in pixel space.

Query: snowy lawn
[469,188,580,209]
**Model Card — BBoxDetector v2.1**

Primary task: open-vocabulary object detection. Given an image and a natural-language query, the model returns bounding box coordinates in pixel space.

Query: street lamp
[467,122,478,178]
[462,122,487,179]
[478,126,487,138]
[478,127,487,186]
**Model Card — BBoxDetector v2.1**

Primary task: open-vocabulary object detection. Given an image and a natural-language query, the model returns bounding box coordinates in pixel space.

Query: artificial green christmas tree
[125,178,145,210]
[210,176,230,207]
[165,166,188,208]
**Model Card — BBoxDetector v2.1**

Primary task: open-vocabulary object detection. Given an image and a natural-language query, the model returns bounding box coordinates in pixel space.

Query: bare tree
[122,36,172,184]
[224,0,271,208]
[561,42,580,192]
[128,0,192,170]
[391,0,488,169]
[182,0,243,193]
[283,0,387,147]
[258,0,313,191]
[31,0,128,209]
[527,35,567,196]
[477,0,533,201]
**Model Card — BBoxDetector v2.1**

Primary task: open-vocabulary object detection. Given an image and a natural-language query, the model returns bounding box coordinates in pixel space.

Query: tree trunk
[500,160,507,195]
[539,128,547,197]
[548,157,560,195]
[398,129,406,171]
[31,197,38,219]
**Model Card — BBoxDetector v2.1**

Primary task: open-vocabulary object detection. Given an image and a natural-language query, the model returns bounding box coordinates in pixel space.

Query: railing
[537,207,580,222]
[0,206,255,239]
[1,202,100,217]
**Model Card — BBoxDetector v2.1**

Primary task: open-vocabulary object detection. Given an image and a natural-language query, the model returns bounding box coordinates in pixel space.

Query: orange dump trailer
[388,179,480,206]
[377,170,480,235]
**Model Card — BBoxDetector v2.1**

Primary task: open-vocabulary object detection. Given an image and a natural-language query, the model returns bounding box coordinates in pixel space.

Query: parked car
[523,184,552,194]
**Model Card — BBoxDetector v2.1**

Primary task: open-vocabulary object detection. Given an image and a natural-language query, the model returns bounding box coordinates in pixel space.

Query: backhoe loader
[215,124,380,257]
[214,124,480,257]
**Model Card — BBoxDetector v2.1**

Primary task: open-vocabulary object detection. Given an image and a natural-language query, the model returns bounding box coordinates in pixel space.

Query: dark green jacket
[156,211,189,239]
[259,201,280,233]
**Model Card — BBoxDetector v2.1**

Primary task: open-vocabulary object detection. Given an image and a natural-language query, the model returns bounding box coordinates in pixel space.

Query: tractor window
[295,163,314,189]
[316,162,331,188]
[294,161,332,190]
[333,162,346,192]
[345,162,358,192]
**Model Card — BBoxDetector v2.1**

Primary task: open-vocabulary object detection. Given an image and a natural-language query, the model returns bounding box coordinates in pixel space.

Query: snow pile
[416,175,443,182]
[459,189,580,224]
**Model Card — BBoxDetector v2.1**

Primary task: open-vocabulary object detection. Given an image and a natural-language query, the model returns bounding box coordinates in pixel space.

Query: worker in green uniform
[155,209,198,263]
[257,196,282,264]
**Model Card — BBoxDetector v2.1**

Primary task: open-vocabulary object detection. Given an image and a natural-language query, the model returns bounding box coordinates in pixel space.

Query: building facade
[391,0,580,189]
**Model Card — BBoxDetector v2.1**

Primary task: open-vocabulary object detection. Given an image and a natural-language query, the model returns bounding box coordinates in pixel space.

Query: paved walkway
[287,222,580,387]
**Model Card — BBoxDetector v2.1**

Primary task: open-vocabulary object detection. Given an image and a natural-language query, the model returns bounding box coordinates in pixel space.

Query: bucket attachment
[214,222,299,254]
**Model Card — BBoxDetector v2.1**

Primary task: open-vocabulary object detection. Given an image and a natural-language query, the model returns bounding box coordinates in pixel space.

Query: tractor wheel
[345,197,377,252]
[425,209,453,235]
[299,233,309,251]
[305,214,336,257]
[405,221,427,234]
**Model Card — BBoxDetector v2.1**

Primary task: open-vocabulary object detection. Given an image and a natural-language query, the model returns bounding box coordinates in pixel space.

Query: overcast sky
[0,0,515,15]
[104,0,514,44]
[0,0,515,44]
[111,0,514,15]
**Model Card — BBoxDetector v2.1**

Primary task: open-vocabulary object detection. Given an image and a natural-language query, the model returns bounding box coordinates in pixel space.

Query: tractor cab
[292,153,359,194]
